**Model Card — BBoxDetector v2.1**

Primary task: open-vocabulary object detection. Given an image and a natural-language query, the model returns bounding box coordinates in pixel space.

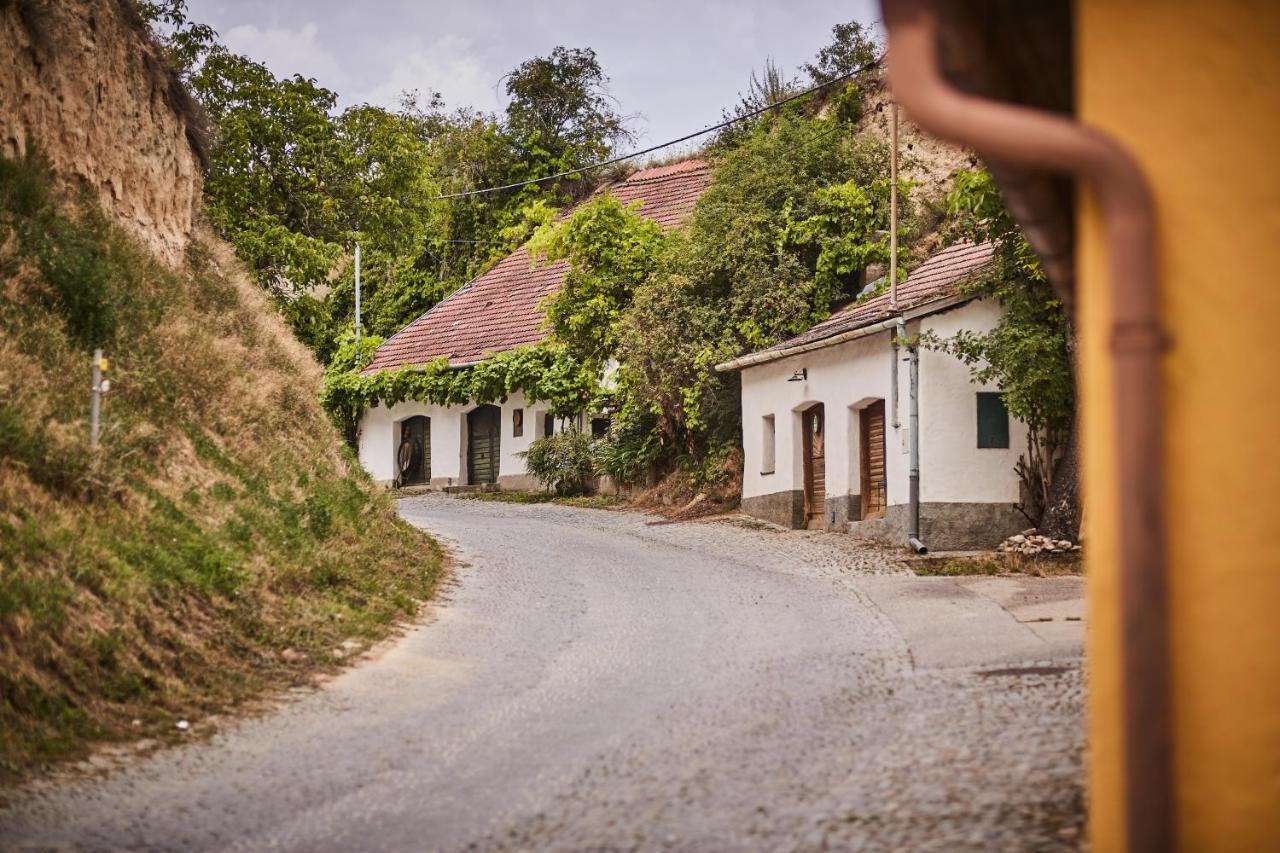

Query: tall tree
[502,47,632,193]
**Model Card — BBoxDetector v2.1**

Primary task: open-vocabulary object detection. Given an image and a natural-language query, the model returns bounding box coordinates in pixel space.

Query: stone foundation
[741,490,804,529]
[847,502,1027,550]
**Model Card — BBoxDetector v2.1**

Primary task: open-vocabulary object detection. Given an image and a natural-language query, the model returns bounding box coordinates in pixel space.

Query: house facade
[719,241,1028,550]
[356,159,712,488]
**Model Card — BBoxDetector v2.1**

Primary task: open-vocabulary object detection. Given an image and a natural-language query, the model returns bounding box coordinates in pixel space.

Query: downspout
[880,3,1170,851]
[907,334,926,553]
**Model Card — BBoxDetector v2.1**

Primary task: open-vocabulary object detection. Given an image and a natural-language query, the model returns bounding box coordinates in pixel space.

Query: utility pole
[90,349,109,451]
[889,100,899,311]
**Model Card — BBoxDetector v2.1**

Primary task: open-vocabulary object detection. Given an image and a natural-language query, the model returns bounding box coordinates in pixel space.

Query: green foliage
[919,169,1075,519]
[925,169,1073,438]
[520,430,598,496]
[804,20,881,84]
[529,194,666,366]
[503,46,631,182]
[619,112,894,452]
[0,154,440,777]
[322,343,598,431]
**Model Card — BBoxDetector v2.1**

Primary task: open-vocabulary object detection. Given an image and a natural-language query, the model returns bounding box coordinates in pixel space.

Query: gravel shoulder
[0,494,1084,852]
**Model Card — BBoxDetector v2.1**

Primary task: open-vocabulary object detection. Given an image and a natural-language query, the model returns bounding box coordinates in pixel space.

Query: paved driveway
[0,494,1085,851]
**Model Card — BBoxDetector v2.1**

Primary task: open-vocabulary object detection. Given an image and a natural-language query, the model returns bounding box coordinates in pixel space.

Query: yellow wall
[1078,1,1280,849]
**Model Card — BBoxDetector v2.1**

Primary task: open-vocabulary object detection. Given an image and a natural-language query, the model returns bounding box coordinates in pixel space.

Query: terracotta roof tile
[363,159,712,373]
[746,240,997,359]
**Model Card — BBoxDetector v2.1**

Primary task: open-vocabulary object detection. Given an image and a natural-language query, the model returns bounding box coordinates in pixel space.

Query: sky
[184,0,881,156]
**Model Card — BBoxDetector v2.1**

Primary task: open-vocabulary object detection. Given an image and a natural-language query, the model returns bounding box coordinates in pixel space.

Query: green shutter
[977,392,1010,449]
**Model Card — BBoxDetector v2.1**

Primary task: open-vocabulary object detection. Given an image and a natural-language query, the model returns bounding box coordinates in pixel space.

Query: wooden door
[860,400,887,519]
[802,404,826,529]
[396,416,430,486]
[467,405,501,485]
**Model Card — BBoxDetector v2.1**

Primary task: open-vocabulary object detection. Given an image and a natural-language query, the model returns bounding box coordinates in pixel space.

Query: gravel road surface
[0,494,1085,851]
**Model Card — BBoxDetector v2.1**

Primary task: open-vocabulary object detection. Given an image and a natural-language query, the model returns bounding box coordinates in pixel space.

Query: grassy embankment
[0,155,440,780]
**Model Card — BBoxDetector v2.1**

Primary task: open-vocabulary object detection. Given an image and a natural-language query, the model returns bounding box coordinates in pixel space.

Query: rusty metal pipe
[879,1,1171,850]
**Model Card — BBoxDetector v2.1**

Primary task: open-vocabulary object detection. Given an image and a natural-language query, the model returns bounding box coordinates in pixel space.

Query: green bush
[520,430,597,495]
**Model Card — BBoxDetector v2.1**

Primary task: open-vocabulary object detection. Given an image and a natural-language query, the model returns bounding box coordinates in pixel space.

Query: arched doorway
[802,403,826,529]
[396,416,430,486]
[467,405,501,485]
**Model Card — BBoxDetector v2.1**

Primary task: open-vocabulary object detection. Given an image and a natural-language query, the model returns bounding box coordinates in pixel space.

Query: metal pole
[354,243,362,350]
[90,348,102,451]
[907,339,926,553]
[890,100,899,311]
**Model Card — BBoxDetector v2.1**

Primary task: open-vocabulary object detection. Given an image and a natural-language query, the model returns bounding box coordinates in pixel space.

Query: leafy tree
[618,112,895,461]
[527,194,666,367]
[503,46,632,188]
[136,0,218,74]
[922,169,1078,535]
[804,21,881,84]
[191,49,350,296]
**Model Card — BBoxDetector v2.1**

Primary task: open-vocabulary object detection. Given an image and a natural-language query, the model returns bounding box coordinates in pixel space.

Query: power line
[428,60,879,202]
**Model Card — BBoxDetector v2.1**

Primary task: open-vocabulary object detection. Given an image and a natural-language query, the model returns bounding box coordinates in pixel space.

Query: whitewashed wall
[358,391,554,487]
[740,329,904,505]
[919,299,1027,503]
[740,298,1023,509]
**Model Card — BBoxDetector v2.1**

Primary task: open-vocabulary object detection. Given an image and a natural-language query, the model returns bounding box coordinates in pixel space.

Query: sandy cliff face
[0,0,202,266]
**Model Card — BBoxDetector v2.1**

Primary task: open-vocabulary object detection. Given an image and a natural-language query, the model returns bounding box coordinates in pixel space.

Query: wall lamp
[787,368,807,382]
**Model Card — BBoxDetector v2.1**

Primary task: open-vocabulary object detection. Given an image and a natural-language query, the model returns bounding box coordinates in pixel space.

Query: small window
[977,392,1010,448]
[543,412,555,437]
[512,408,524,437]
[761,414,776,474]
[590,416,610,438]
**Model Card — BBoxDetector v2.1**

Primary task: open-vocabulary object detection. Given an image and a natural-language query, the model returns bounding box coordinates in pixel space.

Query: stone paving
[0,494,1084,852]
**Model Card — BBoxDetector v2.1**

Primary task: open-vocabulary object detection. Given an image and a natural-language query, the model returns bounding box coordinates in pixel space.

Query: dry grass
[909,551,1083,578]
[0,156,441,782]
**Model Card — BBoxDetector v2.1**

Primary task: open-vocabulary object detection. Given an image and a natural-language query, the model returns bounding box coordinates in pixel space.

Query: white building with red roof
[357,159,713,489]
[716,240,1030,550]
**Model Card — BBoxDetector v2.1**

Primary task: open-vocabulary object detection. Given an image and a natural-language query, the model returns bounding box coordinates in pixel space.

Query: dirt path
[0,494,1084,851]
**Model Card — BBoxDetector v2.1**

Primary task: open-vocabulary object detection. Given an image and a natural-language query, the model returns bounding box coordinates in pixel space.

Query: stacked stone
[998,528,1082,555]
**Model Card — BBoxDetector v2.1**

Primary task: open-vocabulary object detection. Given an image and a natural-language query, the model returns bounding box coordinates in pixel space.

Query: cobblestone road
[0,494,1084,851]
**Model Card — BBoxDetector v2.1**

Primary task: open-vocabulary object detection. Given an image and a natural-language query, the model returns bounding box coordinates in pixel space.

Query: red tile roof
[362,159,712,373]
[724,240,997,368]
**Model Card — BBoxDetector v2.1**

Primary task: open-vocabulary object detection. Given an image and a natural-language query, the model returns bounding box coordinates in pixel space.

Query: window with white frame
[761,414,776,474]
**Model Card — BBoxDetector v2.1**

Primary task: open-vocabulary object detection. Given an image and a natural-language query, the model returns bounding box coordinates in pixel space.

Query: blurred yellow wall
[1077,1,1280,849]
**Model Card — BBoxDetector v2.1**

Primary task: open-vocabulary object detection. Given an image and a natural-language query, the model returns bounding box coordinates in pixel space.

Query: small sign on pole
[90,348,106,450]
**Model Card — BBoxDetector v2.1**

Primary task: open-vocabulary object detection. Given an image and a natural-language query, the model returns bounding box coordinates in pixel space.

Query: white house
[716,241,1029,551]
[356,159,713,489]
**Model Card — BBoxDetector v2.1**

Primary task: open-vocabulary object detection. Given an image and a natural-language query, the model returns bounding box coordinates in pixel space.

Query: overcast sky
[185,0,881,155]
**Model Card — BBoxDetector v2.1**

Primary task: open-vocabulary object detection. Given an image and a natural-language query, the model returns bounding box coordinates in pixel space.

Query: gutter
[715,292,973,373]
[880,2,1171,850]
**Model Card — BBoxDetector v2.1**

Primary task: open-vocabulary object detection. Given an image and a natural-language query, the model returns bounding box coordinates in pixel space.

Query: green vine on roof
[320,332,600,431]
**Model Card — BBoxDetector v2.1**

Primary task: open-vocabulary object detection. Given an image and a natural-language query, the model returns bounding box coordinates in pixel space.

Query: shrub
[520,430,597,495]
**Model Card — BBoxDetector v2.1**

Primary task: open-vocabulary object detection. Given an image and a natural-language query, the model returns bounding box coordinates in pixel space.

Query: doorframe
[466,403,502,486]
[801,402,826,527]
[395,414,431,486]
[859,399,887,520]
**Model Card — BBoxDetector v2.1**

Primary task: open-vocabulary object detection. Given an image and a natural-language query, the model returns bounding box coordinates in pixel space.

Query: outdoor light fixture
[788,368,807,382]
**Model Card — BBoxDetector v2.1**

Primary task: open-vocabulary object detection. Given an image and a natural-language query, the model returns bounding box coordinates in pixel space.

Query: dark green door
[397,416,430,486]
[467,405,501,485]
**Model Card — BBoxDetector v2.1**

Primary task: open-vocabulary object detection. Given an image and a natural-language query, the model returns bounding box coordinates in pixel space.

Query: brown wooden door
[802,404,826,529]
[467,405,501,485]
[397,416,430,486]
[860,400,887,519]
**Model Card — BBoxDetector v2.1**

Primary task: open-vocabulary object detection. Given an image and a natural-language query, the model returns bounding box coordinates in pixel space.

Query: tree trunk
[1041,325,1081,540]
[1040,419,1081,541]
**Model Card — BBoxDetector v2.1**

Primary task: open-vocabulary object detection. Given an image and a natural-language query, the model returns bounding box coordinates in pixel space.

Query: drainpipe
[891,321,904,430]
[907,335,926,554]
[880,2,1170,850]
